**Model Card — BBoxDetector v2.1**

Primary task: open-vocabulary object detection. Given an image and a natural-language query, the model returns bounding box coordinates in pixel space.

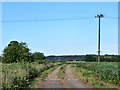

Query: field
[69,62,120,88]
[0,62,120,88]
[69,62,119,84]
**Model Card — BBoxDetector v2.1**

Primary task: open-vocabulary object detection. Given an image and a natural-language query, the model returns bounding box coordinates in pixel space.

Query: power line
[1,17,119,23]
[2,17,93,23]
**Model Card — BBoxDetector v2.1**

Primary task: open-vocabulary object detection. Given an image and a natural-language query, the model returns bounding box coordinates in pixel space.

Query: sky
[2,2,118,56]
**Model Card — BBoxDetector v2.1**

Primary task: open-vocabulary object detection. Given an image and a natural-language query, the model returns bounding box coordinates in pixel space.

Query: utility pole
[95,14,104,64]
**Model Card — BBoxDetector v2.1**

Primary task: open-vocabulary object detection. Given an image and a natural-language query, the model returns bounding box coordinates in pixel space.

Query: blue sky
[2,2,118,56]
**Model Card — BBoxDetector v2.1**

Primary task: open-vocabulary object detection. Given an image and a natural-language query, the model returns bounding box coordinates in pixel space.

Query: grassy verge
[57,64,67,79]
[32,64,61,88]
[57,64,68,88]
[70,64,119,88]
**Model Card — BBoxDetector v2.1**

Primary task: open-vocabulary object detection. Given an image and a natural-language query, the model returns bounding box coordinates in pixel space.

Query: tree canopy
[2,41,32,63]
[32,52,45,61]
[31,52,46,64]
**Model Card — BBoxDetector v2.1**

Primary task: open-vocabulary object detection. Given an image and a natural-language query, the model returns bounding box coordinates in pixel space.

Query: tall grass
[57,64,67,79]
[1,62,57,88]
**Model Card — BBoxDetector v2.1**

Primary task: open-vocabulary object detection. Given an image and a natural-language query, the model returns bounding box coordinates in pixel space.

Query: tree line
[85,54,120,62]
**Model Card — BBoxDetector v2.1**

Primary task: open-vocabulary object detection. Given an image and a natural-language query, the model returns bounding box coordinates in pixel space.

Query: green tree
[100,55,120,62]
[31,52,47,64]
[2,41,32,63]
[32,52,45,61]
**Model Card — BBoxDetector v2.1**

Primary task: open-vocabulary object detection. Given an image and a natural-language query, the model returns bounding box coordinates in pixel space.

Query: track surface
[40,66,63,88]
[37,65,94,88]
[65,65,94,88]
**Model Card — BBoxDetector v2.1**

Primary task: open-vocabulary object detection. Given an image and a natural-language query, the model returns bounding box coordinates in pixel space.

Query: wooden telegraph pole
[95,14,104,64]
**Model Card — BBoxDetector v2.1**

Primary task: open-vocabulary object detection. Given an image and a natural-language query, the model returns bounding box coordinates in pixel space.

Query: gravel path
[65,65,94,88]
[40,66,63,88]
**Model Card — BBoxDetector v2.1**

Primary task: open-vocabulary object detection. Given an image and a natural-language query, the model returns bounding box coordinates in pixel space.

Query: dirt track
[36,65,94,88]
[40,66,63,88]
[64,65,94,88]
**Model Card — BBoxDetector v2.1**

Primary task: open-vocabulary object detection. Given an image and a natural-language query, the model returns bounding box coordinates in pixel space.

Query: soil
[39,66,63,88]
[35,65,94,88]
[64,65,94,88]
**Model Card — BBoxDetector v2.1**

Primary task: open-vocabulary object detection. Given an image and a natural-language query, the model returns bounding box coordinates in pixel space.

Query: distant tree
[110,55,119,62]
[32,52,45,60]
[84,54,96,62]
[31,52,46,63]
[2,41,32,63]
[100,55,120,62]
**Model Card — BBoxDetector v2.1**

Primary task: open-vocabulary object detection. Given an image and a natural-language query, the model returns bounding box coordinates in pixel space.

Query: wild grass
[1,62,58,89]
[57,64,67,79]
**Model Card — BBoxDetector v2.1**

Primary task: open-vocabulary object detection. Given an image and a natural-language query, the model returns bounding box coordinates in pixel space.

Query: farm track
[40,66,63,88]
[37,65,94,88]
[64,65,94,88]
